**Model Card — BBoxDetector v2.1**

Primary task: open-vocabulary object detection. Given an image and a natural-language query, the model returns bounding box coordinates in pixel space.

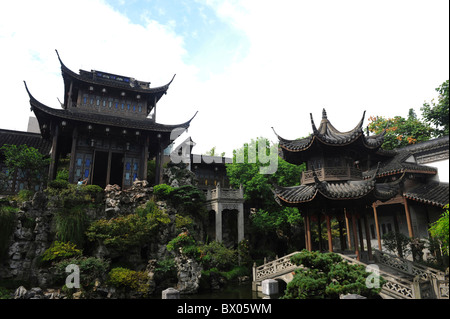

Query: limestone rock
[175,254,202,294]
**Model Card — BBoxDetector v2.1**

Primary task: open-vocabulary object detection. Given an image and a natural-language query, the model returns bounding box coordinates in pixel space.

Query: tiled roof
[404,182,449,207]
[56,50,173,95]
[0,129,52,155]
[273,175,401,205]
[400,135,449,155]
[25,81,197,133]
[363,150,437,178]
[274,109,385,155]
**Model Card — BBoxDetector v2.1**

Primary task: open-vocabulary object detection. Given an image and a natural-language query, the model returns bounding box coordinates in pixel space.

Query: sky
[0,0,448,157]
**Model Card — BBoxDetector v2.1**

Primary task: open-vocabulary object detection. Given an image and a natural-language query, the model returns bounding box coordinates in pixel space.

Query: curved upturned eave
[274,188,319,205]
[55,49,174,95]
[274,109,384,153]
[24,81,196,133]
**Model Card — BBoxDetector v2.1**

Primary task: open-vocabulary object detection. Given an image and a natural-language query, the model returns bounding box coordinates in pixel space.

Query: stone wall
[0,179,206,297]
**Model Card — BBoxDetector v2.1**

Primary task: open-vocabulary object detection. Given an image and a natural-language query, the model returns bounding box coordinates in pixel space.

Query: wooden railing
[301,166,362,184]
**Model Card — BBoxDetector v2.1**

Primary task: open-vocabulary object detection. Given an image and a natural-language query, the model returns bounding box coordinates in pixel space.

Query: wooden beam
[372,203,382,251]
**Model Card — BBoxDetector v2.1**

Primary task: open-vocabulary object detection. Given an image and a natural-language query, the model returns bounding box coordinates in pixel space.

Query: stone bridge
[251,252,301,292]
[252,250,449,299]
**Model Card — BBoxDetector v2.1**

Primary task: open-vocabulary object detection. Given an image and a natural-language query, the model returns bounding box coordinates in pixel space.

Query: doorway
[110,152,124,187]
[92,151,108,188]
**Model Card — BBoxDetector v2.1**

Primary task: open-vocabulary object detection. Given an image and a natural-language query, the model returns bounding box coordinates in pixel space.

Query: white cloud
[188,0,449,155]
[0,0,198,131]
[0,0,448,158]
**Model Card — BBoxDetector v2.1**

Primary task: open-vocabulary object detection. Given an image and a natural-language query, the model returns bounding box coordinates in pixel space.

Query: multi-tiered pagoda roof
[272,109,436,208]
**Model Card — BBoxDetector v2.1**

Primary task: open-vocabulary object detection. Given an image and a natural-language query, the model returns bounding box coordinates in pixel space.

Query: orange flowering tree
[368,108,433,150]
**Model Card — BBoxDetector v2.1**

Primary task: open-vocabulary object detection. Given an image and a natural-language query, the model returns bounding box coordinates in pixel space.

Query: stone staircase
[340,250,449,299]
[252,250,449,299]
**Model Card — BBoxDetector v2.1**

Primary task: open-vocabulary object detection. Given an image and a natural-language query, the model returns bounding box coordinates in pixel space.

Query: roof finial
[322,108,327,119]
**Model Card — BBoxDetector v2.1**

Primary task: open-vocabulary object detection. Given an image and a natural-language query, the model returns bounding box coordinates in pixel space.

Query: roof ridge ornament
[310,113,319,135]
[322,108,327,119]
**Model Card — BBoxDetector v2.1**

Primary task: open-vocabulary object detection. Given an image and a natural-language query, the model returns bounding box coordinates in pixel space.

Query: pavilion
[272,109,448,261]
[23,50,196,189]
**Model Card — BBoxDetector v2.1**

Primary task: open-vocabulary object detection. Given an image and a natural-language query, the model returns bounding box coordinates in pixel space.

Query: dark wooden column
[338,215,346,251]
[363,213,373,260]
[317,212,323,252]
[68,126,78,183]
[351,210,360,261]
[372,203,382,251]
[154,143,163,185]
[305,211,312,251]
[326,214,333,252]
[357,216,365,253]
[344,208,352,250]
[303,211,309,251]
[403,196,414,238]
[48,124,59,181]
[140,135,149,181]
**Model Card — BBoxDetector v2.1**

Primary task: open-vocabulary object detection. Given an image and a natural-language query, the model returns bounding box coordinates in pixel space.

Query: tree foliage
[226,138,305,235]
[282,250,384,299]
[368,108,433,150]
[0,144,50,189]
[421,80,449,137]
[429,205,449,256]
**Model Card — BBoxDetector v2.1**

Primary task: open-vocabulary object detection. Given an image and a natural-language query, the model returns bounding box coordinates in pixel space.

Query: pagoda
[24,50,196,189]
[272,109,410,260]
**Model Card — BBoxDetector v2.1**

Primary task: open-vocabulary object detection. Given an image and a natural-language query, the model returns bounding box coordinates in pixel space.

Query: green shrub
[55,206,89,247]
[135,199,171,228]
[199,241,238,271]
[282,250,384,299]
[48,179,69,190]
[86,214,153,252]
[429,204,449,256]
[153,184,174,200]
[382,232,411,258]
[56,169,69,181]
[53,257,110,291]
[168,185,206,215]
[83,184,104,197]
[0,206,17,261]
[167,232,200,259]
[41,241,82,263]
[15,189,34,203]
[108,267,151,296]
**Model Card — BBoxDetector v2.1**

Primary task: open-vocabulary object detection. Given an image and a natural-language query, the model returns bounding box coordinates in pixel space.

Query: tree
[368,109,433,150]
[282,250,384,299]
[204,146,225,157]
[226,138,305,241]
[429,205,449,256]
[0,144,50,190]
[421,80,449,137]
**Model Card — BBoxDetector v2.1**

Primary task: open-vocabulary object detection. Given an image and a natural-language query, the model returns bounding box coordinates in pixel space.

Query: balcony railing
[301,166,362,185]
